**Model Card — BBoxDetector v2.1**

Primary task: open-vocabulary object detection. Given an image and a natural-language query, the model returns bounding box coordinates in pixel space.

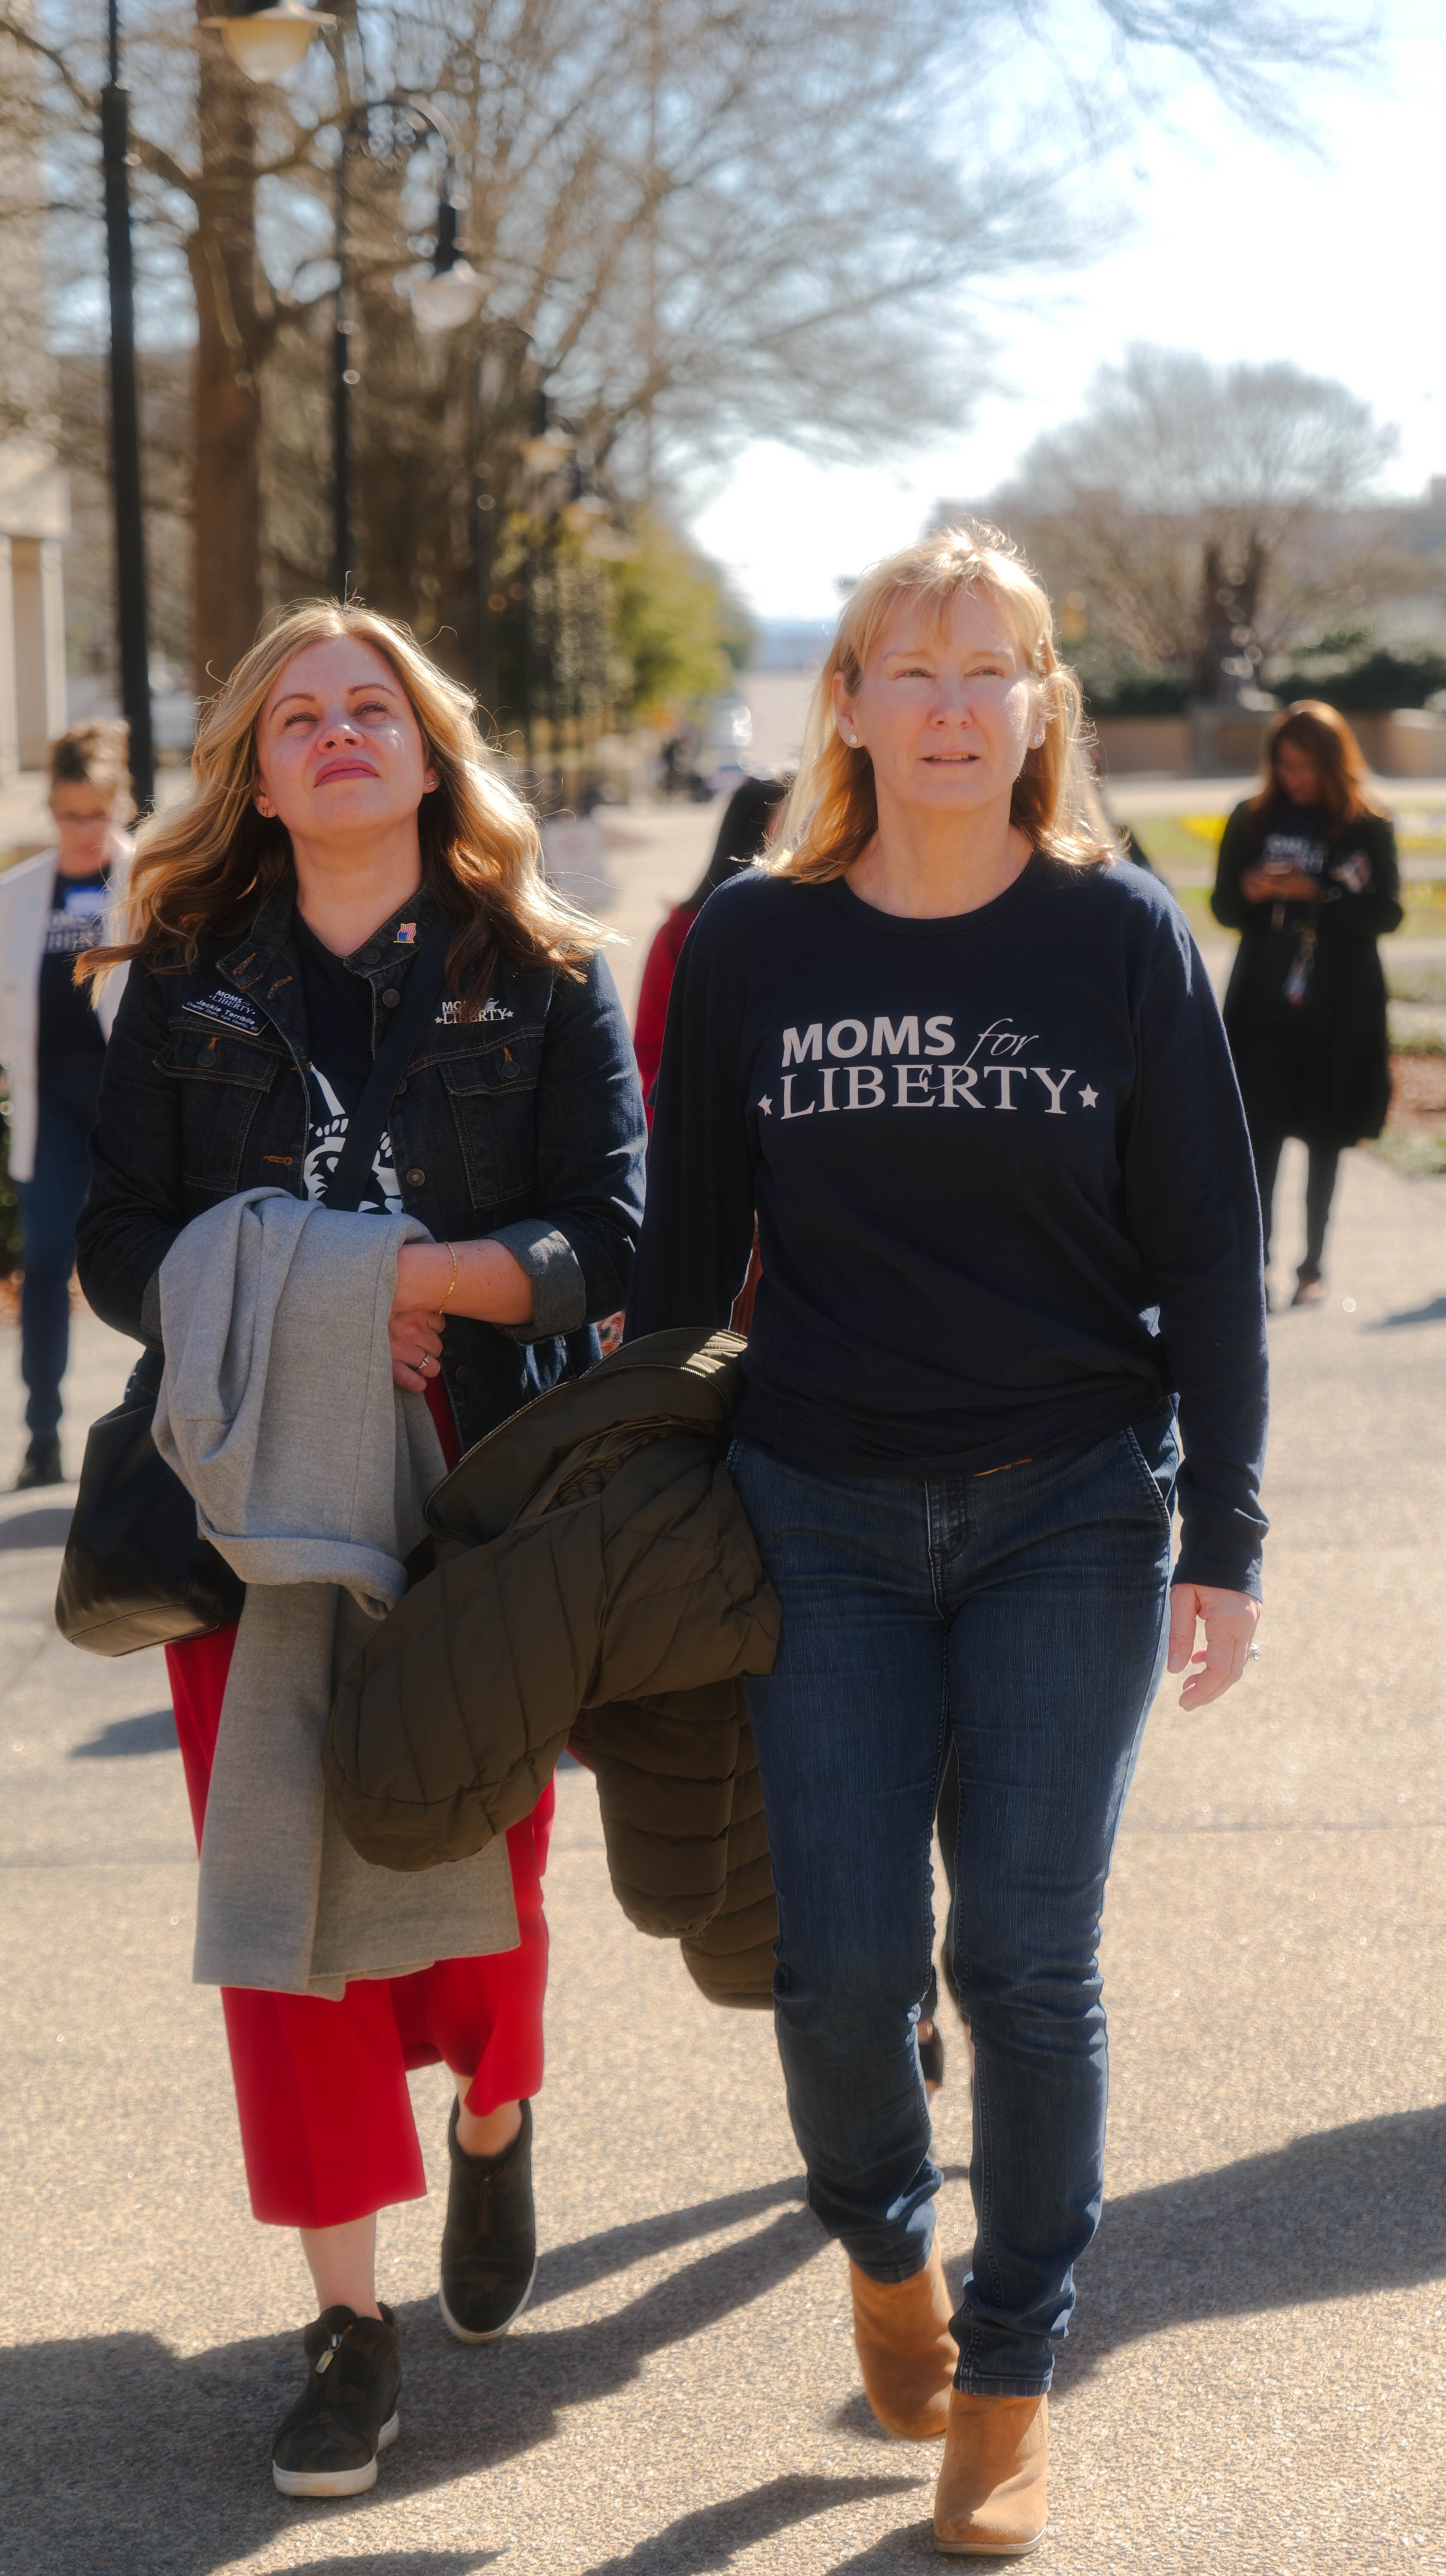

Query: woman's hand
[1239,864,1318,905]
[389,1300,445,1394]
[388,1237,536,1391]
[1167,1583,1261,1708]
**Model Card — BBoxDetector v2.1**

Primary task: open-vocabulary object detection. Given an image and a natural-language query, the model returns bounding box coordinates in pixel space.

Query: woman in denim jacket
[77,600,645,2499]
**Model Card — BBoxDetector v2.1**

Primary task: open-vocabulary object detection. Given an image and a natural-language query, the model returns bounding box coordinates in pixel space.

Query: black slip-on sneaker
[15,1438,63,1490]
[271,2302,401,2497]
[439,2096,538,2343]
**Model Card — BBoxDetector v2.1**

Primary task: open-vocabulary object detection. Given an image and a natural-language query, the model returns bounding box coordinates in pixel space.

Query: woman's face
[1273,737,1322,806]
[254,636,437,844]
[833,588,1042,824]
[50,782,118,874]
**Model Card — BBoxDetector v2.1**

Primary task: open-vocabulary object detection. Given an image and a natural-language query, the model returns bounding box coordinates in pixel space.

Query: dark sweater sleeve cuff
[489,1220,587,1342]
[1172,1545,1263,1602]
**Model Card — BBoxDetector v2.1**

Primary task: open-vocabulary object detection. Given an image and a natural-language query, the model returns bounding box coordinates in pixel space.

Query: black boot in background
[271,2303,401,2497]
[439,2096,538,2343]
[15,1437,63,1490]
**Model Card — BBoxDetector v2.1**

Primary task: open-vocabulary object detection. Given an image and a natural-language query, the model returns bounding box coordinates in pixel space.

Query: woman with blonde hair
[77,601,645,2495]
[629,526,1267,2555]
[1211,700,1401,1306]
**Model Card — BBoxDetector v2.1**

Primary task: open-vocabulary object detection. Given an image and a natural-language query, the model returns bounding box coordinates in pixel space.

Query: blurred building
[0,0,69,781]
[0,444,68,781]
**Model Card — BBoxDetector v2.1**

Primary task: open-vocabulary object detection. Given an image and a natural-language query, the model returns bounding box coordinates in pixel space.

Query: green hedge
[1082,674,1191,719]
[1083,647,1446,721]
[1271,650,1446,712]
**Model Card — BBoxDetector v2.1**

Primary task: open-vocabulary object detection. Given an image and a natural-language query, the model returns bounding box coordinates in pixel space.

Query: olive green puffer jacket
[323,1327,780,2005]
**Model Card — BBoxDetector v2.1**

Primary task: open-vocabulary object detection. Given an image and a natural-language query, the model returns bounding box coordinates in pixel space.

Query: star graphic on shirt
[1079,1084,1100,1109]
[758,1094,774,1116]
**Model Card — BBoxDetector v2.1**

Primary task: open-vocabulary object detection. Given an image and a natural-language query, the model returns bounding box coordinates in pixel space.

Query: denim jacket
[75,878,647,1454]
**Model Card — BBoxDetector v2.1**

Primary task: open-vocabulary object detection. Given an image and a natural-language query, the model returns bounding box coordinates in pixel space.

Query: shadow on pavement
[1373,1294,1446,1329]
[282,2559,498,2574]
[826,2525,938,2568]
[577,2473,920,2574]
[70,1710,178,1759]
[0,2205,826,2574]
[0,1504,72,1549]
[5,2112,1440,2570]
[828,2391,902,2443]
[530,2166,964,2317]
[531,2175,807,2309]
[1058,2101,1446,2394]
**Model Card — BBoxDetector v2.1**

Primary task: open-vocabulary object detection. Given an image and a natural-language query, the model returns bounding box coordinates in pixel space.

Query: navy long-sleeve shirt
[627,854,1269,1596]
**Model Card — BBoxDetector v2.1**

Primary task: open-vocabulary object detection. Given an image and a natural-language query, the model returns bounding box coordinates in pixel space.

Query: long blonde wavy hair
[771,522,1115,881]
[85,600,601,1008]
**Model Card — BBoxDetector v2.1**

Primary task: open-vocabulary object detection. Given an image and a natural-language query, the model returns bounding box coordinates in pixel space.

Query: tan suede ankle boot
[933,2390,1048,2555]
[848,2241,959,2440]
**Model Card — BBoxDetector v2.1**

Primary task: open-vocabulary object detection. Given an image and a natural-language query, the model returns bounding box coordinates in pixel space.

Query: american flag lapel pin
[396,922,418,945]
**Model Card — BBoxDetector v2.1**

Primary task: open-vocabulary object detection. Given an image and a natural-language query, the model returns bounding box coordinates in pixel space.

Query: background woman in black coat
[1211,702,1401,1307]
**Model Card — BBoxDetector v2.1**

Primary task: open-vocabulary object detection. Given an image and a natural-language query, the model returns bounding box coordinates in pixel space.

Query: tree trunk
[188,22,265,690]
[1195,541,1231,702]
[1194,532,1268,703]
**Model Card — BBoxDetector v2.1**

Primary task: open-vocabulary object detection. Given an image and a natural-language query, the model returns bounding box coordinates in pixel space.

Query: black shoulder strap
[322,912,453,1212]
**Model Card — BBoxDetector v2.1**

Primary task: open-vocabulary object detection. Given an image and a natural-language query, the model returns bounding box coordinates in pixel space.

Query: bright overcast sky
[688,0,1442,625]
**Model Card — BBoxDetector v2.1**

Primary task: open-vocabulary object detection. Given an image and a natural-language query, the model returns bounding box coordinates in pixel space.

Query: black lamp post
[100,0,153,813]
[331,99,484,600]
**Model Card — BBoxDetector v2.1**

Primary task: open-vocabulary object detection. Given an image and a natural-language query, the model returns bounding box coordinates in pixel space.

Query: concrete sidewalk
[2,1128,1445,2559]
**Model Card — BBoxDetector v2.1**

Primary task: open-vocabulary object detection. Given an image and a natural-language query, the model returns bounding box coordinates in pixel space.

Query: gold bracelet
[439,1241,459,1310]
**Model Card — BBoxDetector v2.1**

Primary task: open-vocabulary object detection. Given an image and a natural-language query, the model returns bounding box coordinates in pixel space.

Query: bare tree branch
[989,344,1412,698]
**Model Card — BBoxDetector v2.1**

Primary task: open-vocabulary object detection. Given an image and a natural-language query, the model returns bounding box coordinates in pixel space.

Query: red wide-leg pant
[164,1382,551,2228]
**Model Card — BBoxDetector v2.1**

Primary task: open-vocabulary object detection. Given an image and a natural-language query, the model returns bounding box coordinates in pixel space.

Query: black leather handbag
[55,915,452,1659]
[54,1345,246,1656]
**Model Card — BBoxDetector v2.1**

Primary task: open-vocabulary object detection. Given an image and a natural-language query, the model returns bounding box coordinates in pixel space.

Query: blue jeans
[18,1066,101,1442]
[729,1411,1176,2396]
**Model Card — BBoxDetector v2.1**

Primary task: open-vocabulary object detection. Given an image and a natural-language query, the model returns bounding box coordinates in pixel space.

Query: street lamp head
[413,260,487,332]
[204,0,335,85]
[412,197,487,333]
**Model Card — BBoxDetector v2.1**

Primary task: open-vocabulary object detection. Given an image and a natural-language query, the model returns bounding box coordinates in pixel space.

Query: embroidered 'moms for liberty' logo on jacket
[759,1015,1102,1120]
[435,996,515,1027]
